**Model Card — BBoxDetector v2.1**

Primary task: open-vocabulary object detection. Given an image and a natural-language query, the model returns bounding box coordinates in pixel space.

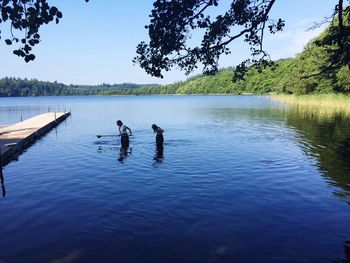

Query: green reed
[271,94,350,118]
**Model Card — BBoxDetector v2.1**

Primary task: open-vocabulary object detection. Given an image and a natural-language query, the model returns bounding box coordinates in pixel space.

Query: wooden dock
[0,112,70,167]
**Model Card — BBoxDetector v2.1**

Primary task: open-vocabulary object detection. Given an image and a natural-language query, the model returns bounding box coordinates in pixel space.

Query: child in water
[116,120,132,148]
[152,124,164,147]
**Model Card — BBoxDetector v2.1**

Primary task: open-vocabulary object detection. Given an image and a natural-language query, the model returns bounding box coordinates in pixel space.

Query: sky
[0,0,339,85]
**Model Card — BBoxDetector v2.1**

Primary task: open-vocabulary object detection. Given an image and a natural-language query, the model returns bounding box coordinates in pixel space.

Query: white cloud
[218,18,330,68]
[265,21,328,60]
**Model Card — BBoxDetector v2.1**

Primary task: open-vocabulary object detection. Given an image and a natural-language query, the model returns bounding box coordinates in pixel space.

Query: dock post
[0,147,3,174]
[0,147,2,172]
[0,149,5,197]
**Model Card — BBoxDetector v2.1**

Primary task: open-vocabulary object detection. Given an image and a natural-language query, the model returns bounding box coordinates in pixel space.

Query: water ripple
[0,96,350,263]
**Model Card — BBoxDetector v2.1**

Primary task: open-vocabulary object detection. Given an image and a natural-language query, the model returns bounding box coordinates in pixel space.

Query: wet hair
[116,120,123,126]
[152,124,158,130]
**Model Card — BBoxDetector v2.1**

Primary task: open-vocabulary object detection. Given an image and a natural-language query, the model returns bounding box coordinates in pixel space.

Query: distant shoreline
[0,93,258,98]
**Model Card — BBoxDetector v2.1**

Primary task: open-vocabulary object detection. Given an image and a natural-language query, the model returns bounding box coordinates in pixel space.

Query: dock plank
[0,112,70,167]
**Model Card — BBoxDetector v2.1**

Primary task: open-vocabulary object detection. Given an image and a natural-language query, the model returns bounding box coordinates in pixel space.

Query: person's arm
[126,126,132,136]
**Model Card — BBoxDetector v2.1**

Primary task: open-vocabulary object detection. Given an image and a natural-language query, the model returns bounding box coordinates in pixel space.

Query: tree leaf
[24,54,36,63]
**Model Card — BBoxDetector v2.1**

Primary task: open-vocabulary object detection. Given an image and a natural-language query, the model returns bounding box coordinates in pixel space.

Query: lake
[0,95,349,263]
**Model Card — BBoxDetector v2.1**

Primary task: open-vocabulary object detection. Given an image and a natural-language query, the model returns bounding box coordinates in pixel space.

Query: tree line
[0,78,160,97]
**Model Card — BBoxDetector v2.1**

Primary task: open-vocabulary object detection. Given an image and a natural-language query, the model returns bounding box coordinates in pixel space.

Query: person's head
[116,120,123,127]
[152,124,158,131]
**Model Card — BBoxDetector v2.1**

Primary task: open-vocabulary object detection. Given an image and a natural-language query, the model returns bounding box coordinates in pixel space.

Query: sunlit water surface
[0,96,349,263]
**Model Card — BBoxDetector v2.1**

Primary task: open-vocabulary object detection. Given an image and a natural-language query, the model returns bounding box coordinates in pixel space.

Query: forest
[0,78,159,97]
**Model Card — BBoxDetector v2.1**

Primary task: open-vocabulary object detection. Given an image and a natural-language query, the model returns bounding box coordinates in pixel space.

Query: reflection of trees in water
[283,107,350,204]
[211,106,350,203]
[275,109,350,261]
[212,106,350,262]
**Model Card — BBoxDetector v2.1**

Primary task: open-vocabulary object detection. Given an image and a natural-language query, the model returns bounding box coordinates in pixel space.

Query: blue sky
[0,0,339,85]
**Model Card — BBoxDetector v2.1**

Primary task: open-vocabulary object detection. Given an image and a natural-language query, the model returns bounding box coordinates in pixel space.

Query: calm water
[0,95,349,263]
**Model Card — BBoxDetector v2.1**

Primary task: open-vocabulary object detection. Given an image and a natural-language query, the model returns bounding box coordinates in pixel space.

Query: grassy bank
[271,94,350,117]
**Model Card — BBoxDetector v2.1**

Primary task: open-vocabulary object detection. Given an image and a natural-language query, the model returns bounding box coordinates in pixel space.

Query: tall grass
[271,94,350,118]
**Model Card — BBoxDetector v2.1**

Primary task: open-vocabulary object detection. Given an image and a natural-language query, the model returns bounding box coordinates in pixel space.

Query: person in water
[152,124,164,147]
[116,120,132,148]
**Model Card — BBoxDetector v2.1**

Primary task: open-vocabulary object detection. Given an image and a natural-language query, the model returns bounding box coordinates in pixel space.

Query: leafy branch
[0,0,89,62]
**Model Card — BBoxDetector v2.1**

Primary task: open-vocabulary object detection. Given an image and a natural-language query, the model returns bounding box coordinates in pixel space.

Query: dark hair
[116,120,123,126]
[152,124,157,130]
